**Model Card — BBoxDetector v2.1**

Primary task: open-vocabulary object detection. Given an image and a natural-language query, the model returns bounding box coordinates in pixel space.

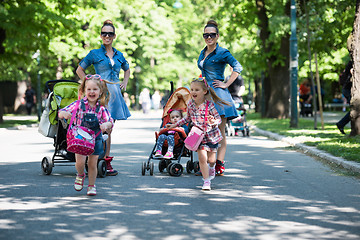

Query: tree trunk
[266,36,290,118]
[56,57,63,80]
[256,0,290,119]
[350,0,360,136]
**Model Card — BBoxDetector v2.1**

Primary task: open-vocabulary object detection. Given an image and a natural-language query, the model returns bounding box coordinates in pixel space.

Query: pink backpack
[184,101,208,151]
[66,101,100,156]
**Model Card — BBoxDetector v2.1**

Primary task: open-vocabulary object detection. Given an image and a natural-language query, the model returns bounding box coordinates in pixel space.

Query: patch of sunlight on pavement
[137,210,163,215]
[74,225,138,240]
[165,202,190,206]
[209,216,360,239]
[0,219,16,229]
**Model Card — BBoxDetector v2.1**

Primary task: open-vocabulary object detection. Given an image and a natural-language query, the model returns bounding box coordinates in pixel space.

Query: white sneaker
[87,185,97,196]
[202,180,211,191]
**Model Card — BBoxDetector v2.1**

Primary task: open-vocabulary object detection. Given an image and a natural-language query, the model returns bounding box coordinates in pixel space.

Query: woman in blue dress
[197,20,243,176]
[76,19,131,176]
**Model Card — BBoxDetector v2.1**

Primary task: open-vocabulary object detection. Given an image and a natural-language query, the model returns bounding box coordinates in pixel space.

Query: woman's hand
[119,81,127,90]
[212,80,227,89]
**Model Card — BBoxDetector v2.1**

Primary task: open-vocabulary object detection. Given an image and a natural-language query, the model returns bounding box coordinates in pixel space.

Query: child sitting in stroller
[154,109,188,159]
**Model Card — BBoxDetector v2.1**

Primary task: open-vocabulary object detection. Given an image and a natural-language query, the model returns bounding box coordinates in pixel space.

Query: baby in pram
[154,109,188,159]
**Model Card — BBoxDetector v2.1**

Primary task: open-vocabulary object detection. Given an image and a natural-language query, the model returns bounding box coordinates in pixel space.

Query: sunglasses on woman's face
[101,32,115,37]
[203,33,217,39]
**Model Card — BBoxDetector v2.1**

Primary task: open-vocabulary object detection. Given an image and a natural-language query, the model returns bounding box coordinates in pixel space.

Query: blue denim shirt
[197,43,243,81]
[79,45,129,82]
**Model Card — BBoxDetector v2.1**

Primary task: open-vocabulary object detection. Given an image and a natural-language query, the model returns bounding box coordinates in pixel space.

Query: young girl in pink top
[167,77,229,190]
[59,74,113,196]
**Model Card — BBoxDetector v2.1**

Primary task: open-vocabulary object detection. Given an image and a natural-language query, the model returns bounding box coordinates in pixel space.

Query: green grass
[0,119,38,128]
[248,112,360,163]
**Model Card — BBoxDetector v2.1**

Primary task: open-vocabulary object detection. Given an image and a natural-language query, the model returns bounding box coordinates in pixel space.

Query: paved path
[0,111,359,240]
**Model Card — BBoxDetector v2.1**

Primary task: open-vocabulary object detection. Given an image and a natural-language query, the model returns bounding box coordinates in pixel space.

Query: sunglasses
[101,32,115,37]
[85,74,101,80]
[203,33,217,39]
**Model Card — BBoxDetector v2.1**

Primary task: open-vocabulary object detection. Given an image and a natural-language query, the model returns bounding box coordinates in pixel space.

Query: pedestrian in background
[76,19,131,176]
[152,90,161,110]
[336,60,352,134]
[197,20,243,176]
[24,84,36,115]
[139,88,151,114]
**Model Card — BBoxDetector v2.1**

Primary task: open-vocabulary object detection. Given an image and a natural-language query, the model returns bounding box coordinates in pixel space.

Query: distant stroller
[141,83,196,177]
[39,80,107,177]
[226,96,250,137]
[300,96,313,117]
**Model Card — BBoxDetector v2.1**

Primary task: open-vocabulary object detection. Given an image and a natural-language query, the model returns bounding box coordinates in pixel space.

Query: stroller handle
[170,81,174,96]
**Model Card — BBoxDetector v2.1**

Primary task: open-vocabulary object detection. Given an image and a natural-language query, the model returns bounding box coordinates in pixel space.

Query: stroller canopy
[162,87,191,119]
[49,81,79,125]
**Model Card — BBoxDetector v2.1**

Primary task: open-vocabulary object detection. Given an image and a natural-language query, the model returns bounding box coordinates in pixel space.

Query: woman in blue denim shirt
[197,20,243,176]
[76,20,131,176]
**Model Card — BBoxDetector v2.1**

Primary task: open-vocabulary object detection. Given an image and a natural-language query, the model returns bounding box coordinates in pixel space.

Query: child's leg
[166,135,175,153]
[87,155,99,186]
[197,149,209,180]
[156,134,166,151]
[208,152,216,167]
[75,154,86,175]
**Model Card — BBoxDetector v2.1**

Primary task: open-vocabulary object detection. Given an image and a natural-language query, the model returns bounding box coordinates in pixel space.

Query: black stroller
[141,83,198,177]
[39,80,107,177]
[300,95,313,117]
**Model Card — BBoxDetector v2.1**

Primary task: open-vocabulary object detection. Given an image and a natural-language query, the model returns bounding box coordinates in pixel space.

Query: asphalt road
[0,111,359,240]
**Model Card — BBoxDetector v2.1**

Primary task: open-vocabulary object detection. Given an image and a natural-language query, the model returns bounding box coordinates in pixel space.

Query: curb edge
[253,126,360,174]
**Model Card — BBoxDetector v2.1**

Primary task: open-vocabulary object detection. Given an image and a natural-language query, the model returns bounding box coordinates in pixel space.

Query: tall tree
[349,0,360,136]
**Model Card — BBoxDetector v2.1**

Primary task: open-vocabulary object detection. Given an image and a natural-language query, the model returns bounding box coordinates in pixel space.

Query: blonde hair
[191,77,230,106]
[79,75,110,106]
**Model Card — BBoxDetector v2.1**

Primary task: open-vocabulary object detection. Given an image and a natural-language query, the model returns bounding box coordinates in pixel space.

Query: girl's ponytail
[208,87,230,106]
[191,77,230,106]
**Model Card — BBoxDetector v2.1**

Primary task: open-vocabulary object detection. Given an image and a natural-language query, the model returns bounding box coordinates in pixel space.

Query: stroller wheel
[97,160,107,178]
[149,162,154,176]
[193,161,200,173]
[186,160,194,173]
[158,160,166,172]
[167,162,174,174]
[141,161,146,176]
[41,156,53,175]
[170,163,183,177]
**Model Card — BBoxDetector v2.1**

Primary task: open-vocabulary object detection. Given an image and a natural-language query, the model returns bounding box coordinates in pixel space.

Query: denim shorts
[199,142,219,152]
[92,136,104,156]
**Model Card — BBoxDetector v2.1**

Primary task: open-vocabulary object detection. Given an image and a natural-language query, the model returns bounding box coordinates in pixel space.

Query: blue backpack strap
[95,102,100,113]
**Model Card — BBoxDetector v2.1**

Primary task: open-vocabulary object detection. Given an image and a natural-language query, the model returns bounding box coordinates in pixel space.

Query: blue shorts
[92,136,104,156]
[199,142,219,152]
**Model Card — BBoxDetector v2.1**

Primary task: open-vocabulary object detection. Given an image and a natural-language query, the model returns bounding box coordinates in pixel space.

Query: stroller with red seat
[141,84,197,177]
